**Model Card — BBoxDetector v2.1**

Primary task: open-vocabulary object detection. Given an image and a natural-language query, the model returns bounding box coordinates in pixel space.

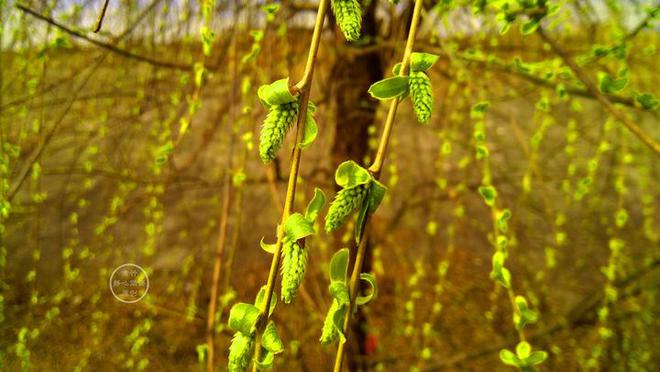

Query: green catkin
[331,0,362,41]
[280,239,308,304]
[228,332,255,372]
[320,300,341,344]
[259,101,299,163]
[409,71,433,124]
[324,184,368,232]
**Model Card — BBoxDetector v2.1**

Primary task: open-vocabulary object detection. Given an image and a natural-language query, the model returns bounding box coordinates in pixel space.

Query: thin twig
[93,0,111,33]
[250,1,330,370]
[332,0,425,371]
[16,4,192,70]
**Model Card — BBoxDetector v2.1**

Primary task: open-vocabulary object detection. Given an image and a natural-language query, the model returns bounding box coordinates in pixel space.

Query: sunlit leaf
[228,303,260,335]
[334,160,372,189]
[368,76,410,100]
[356,273,377,306]
[330,248,350,283]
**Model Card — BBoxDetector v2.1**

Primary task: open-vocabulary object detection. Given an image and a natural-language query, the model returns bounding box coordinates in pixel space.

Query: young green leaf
[258,78,297,106]
[284,213,315,241]
[329,281,350,306]
[335,161,372,189]
[254,286,277,316]
[516,341,531,359]
[329,248,350,283]
[260,237,277,254]
[499,349,521,367]
[410,52,439,72]
[300,112,318,149]
[320,299,347,345]
[368,76,410,100]
[521,19,540,35]
[392,62,402,75]
[305,188,326,222]
[598,72,628,94]
[525,351,548,366]
[367,180,387,214]
[634,92,659,110]
[261,322,284,354]
[356,273,377,306]
[228,303,261,335]
[479,186,497,206]
[497,209,512,233]
[253,350,275,370]
[228,332,255,372]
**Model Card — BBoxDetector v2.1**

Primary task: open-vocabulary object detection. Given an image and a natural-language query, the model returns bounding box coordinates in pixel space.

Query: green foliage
[227,288,284,370]
[478,186,497,206]
[410,52,440,72]
[490,251,511,288]
[325,161,387,233]
[500,342,548,371]
[257,79,319,162]
[264,189,326,303]
[228,303,261,335]
[514,296,539,330]
[598,71,628,94]
[228,332,255,372]
[320,249,377,345]
[634,92,658,110]
[368,76,410,100]
[331,0,362,41]
[320,298,346,344]
[369,52,439,124]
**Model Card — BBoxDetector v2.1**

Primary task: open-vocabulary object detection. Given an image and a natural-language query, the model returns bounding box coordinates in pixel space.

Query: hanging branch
[16,4,191,70]
[331,0,425,370]
[537,27,660,156]
[222,2,330,371]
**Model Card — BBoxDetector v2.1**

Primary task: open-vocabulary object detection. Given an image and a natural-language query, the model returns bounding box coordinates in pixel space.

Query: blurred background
[0,0,658,371]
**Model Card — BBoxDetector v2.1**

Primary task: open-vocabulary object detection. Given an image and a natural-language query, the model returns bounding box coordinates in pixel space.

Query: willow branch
[16,4,192,71]
[251,1,329,370]
[538,27,660,155]
[332,0,425,371]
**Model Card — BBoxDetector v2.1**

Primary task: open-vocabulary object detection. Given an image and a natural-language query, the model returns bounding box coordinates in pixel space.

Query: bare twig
[93,0,111,33]
[16,3,191,70]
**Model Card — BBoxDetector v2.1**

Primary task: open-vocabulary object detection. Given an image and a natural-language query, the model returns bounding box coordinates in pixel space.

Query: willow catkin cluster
[331,0,362,41]
[325,184,368,232]
[259,101,299,163]
[280,239,308,304]
[409,71,433,124]
[228,332,255,372]
[320,300,341,344]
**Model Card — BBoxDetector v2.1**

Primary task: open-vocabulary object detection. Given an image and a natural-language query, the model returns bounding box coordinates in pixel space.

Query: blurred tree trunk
[330,2,382,370]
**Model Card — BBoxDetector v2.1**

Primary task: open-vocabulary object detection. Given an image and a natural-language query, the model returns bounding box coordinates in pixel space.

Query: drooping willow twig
[332,0,424,370]
[250,1,330,370]
[537,27,660,156]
